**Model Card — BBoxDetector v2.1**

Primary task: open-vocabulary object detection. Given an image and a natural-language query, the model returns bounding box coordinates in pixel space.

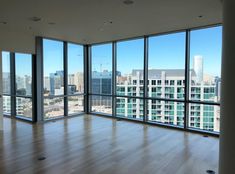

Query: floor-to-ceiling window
[15,53,33,119]
[189,26,222,132]
[43,39,84,119]
[148,32,186,127]
[2,25,220,134]
[2,52,11,115]
[116,38,144,120]
[2,52,34,120]
[88,25,222,134]
[90,43,112,115]
[67,43,84,115]
[43,39,64,119]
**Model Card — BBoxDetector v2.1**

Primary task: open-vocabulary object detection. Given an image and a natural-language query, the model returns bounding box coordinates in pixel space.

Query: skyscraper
[193,55,203,84]
[116,69,220,132]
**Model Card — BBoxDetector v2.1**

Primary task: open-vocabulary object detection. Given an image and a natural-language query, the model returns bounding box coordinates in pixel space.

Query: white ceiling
[0,0,222,53]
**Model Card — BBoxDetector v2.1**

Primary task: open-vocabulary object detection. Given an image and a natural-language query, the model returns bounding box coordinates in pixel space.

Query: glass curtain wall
[43,39,85,119]
[1,52,33,120]
[90,43,112,115]
[2,26,220,133]
[15,53,33,119]
[67,43,84,115]
[2,52,11,115]
[89,25,222,133]
[116,39,144,120]
[43,39,64,119]
[189,26,222,132]
[148,32,186,127]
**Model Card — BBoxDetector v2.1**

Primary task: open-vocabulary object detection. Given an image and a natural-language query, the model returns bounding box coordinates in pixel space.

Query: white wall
[219,0,235,173]
[0,50,3,130]
[0,30,35,54]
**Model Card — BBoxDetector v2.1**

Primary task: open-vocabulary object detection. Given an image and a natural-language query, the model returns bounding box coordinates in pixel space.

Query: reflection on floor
[0,115,219,174]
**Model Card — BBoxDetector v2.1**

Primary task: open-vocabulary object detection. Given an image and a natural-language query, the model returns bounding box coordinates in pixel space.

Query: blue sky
[43,39,83,76]
[190,26,222,76]
[2,26,222,78]
[2,52,32,76]
[92,43,112,72]
[15,53,32,76]
[2,52,10,72]
[92,26,222,77]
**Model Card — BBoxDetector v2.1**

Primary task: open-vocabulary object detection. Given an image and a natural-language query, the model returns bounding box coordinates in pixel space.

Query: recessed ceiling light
[0,21,7,25]
[29,17,41,22]
[123,0,134,5]
[103,21,113,26]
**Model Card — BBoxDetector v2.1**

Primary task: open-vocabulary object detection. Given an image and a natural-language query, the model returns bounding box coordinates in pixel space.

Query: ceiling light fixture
[0,21,7,25]
[123,0,134,5]
[29,17,41,22]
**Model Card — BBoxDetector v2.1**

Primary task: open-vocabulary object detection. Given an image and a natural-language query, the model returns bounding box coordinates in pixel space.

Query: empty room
[0,0,234,174]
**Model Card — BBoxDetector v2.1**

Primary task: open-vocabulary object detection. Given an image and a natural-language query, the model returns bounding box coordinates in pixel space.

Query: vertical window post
[112,42,117,117]
[10,52,16,117]
[84,45,90,113]
[64,41,68,116]
[35,37,44,122]
[184,30,190,130]
[32,54,37,122]
[143,36,149,122]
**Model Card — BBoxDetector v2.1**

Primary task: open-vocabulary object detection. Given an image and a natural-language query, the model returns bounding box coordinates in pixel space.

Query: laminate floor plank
[0,115,219,174]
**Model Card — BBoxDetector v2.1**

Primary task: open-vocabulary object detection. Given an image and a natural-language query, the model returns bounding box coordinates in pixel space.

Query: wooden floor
[0,115,219,174]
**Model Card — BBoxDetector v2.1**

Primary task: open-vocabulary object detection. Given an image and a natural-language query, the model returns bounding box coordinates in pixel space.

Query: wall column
[219,0,235,173]
[0,50,3,130]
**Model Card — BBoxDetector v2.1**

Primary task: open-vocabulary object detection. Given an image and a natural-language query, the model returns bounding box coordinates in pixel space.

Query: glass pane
[116,39,144,97]
[43,39,64,96]
[147,100,184,127]
[91,43,112,95]
[148,32,186,100]
[189,103,220,132]
[15,53,32,96]
[91,95,112,115]
[3,96,11,115]
[68,95,84,115]
[116,97,144,121]
[68,43,84,94]
[16,97,32,119]
[190,26,222,103]
[2,51,11,94]
[44,97,64,119]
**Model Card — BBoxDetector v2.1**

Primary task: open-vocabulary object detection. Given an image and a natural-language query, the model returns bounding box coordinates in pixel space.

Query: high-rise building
[44,76,50,94]
[68,74,75,85]
[74,72,84,93]
[49,71,64,95]
[2,72,11,94]
[116,68,220,132]
[193,55,203,84]
[92,70,112,94]
[2,96,11,115]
